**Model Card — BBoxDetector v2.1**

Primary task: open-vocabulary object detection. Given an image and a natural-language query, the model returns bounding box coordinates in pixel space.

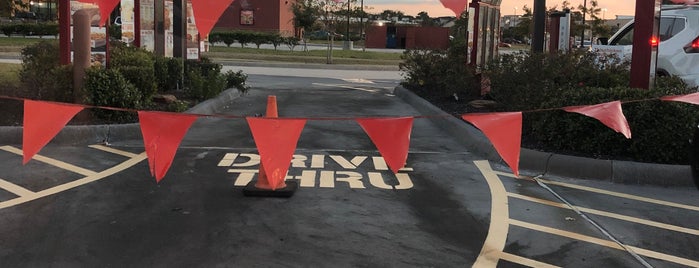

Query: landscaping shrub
[84,68,141,123]
[483,51,699,164]
[19,40,73,102]
[225,70,250,93]
[109,43,156,104]
[399,37,480,109]
[0,23,58,37]
[484,50,631,111]
[183,57,226,101]
[524,79,699,164]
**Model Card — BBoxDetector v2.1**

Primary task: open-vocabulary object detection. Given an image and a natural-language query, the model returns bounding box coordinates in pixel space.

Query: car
[498,42,512,48]
[591,5,699,87]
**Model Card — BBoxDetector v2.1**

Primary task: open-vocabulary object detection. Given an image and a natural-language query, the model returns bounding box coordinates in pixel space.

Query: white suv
[592,5,699,87]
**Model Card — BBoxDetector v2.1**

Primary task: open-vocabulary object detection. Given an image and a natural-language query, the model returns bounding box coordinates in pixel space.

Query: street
[1,67,698,267]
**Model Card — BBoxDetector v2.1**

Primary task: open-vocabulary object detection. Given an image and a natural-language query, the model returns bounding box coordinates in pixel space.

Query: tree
[379,9,404,21]
[0,0,27,17]
[417,11,435,27]
[291,0,321,39]
[512,5,533,42]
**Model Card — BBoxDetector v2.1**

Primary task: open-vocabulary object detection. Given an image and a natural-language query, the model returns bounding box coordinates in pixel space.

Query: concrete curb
[0,88,243,146]
[393,86,694,187]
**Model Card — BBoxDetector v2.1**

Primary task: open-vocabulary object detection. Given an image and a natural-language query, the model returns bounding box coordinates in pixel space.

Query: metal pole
[532,0,546,52]
[360,0,364,51]
[581,0,587,48]
[59,0,71,65]
[346,0,350,41]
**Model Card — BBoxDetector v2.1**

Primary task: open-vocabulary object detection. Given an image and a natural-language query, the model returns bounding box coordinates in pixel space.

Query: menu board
[164,0,174,57]
[186,0,200,59]
[121,0,135,45]
[140,0,155,51]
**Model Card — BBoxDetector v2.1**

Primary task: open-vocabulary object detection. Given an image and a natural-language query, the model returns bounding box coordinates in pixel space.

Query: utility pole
[360,0,364,51]
[344,0,351,50]
[581,0,587,48]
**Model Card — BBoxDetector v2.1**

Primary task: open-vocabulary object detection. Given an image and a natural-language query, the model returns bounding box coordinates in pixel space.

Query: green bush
[166,57,184,90]
[399,38,479,104]
[153,56,184,91]
[525,79,699,164]
[225,70,250,93]
[483,51,699,164]
[183,58,227,101]
[484,50,631,111]
[0,23,58,37]
[84,68,141,123]
[19,40,73,102]
[109,43,156,104]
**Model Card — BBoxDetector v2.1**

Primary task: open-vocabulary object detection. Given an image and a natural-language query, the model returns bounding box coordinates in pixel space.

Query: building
[213,0,296,36]
[365,23,450,50]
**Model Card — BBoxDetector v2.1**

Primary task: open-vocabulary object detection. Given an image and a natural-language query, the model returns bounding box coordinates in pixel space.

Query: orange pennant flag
[246,117,307,190]
[563,101,631,139]
[76,0,121,27]
[462,112,522,176]
[356,117,414,174]
[191,0,236,39]
[661,92,699,105]
[439,0,468,16]
[22,100,84,164]
[138,111,198,182]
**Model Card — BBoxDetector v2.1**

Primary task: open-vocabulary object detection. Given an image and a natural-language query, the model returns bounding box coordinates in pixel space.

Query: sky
[366,0,637,19]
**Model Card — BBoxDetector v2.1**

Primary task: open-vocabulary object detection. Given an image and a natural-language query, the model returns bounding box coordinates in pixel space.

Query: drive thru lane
[1,74,699,266]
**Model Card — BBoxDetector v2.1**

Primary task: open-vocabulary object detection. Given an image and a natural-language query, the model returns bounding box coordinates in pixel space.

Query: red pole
[629,0,662,89]
[59,0,71,65]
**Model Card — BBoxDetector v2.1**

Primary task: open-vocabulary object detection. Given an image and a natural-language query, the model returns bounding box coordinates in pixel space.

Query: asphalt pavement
[0,55,693,188]
[1,59,699,267]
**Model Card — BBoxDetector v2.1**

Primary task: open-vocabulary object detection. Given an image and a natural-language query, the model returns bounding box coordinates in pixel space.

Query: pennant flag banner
[22,100,84,164]
[247,117,307,190]
[563,101,632,139]
[356,117,414,174]
[439,0,469,16]
[76,0,121,27]
[191,0,236,39]
[660,93,699,105]
[462,112,522,176]
[138,111,198,182]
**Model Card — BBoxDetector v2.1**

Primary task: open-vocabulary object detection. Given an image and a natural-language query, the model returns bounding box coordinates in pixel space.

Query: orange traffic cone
[243,95,297,197]
[254,95,286,190]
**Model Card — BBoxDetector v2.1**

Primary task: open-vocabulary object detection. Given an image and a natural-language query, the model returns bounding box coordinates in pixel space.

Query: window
[614,24,634,45]
[614,18,686,45]
[659,17,685,41]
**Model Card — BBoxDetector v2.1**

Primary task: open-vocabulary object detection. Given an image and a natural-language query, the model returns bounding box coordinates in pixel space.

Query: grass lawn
[205,45,402,65]
[0,37,48,52]
[0,62,21,88]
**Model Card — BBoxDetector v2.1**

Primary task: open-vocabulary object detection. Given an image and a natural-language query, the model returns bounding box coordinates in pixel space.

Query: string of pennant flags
[4,92,699,189]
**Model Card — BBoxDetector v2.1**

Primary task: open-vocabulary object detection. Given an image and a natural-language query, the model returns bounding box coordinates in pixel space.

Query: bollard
[243,95,299,197]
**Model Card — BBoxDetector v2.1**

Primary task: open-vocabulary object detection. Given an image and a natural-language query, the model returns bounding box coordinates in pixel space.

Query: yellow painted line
[88,144,139,158]
[0,152,147,210]
[510,219,699,267]
[473,160,511,267]
[538,178,699,212]
[509,193,699,236]
[497,252,561,268]
[491,170,699,212]
[0,178,35,198]
[0,146,97,177]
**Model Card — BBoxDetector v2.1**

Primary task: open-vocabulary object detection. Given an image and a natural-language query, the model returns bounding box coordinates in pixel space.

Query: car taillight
[650,36,659,47]
[686,36,699,53]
